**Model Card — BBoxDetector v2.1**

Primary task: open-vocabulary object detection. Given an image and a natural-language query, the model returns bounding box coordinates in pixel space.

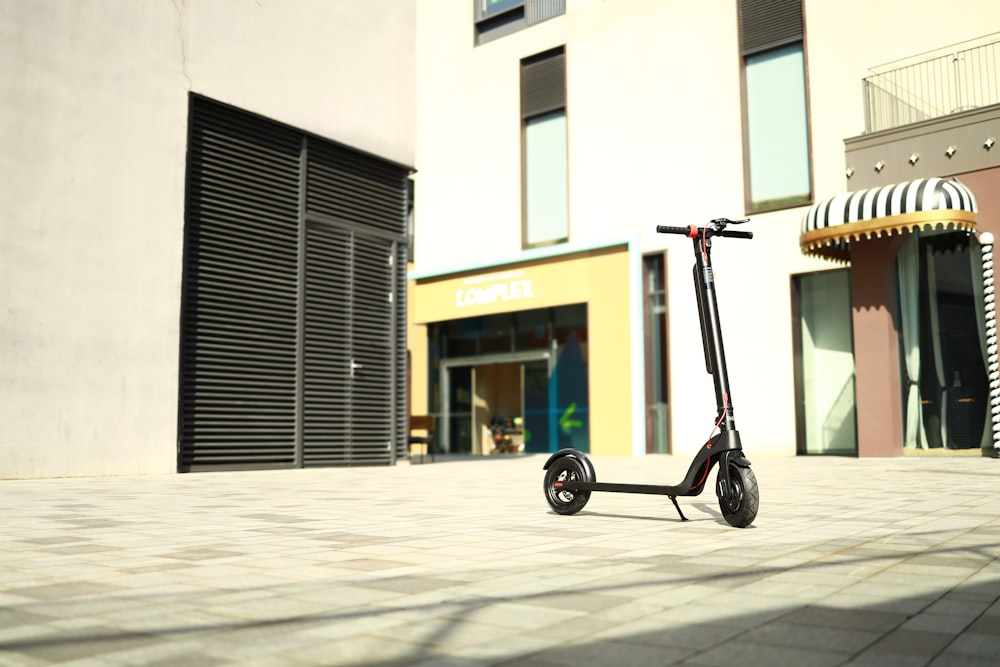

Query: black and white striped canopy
[801,178,978,261]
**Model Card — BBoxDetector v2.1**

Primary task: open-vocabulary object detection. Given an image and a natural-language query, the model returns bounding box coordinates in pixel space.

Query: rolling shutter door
[179,99,301,470]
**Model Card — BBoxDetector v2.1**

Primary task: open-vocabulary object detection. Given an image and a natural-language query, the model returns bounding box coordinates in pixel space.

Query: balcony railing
[863,35,1000,133]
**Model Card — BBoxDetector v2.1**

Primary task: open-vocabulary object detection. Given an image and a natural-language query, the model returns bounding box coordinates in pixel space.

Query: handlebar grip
[656,225,690,235]
[718,230,753,239]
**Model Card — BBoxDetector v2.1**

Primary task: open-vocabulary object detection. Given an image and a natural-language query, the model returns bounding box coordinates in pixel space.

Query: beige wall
[0,0,415,478]
[414,0,1000,457]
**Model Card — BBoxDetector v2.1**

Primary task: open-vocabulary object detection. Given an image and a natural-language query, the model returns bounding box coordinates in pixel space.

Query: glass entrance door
[794,269,857,455]
[431,304,591,455]
[440,351,549,455]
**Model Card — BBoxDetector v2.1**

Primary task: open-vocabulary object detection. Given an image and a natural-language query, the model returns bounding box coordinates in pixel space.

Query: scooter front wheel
[543,457,592,515]
[719,464,759,528]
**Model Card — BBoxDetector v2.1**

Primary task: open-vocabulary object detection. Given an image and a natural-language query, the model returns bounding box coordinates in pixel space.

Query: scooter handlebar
[655,225,753,240]
[655,225,691,235]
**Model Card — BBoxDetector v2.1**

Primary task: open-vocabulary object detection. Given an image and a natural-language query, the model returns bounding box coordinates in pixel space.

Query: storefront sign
[455,269,534,308]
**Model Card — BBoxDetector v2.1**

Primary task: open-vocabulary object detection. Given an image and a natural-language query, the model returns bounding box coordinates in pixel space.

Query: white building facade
[409,1,1000,459]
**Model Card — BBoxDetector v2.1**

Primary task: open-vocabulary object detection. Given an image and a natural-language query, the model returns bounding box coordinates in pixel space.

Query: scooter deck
[556,481,691,497]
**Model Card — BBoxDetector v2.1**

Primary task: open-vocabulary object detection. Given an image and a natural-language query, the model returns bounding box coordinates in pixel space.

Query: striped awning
[801,177,978,262]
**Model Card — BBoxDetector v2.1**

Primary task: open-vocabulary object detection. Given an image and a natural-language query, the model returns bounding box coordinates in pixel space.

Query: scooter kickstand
[669,496,689,522]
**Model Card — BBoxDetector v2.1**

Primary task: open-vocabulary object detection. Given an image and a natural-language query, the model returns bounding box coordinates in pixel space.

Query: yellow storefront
[408,240,643,457]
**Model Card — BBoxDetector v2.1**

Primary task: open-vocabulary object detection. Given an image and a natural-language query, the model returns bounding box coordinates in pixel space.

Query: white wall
[413,0,1000,457]
[0,0,415,478]
[184,0,415,167]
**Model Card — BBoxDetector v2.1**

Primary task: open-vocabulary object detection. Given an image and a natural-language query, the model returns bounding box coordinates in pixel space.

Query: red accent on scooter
[687,225,698,238]
[692,460,711,491]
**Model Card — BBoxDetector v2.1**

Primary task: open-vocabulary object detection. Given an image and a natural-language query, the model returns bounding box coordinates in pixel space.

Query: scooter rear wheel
[719,464,758,528]
[543,457,591,515]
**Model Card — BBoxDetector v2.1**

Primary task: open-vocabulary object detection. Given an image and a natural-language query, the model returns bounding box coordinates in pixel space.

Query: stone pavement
[2,453,1000,666]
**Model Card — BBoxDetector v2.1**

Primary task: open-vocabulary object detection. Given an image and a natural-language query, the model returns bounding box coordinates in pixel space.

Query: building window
[739,0,812,213]
[474,0,565,46]
[521,47,568,248]
[483,0,523,16]
[643,254,670,454]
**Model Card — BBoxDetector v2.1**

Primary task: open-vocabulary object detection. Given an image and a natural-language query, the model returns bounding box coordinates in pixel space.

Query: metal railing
[863,36,1000,133]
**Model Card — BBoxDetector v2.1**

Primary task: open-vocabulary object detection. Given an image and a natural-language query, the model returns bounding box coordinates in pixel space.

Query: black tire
[719,464,758,528]
[543,457,592,515]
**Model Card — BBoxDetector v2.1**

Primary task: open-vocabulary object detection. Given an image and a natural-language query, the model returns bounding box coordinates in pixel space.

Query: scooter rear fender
[542,448,597,482]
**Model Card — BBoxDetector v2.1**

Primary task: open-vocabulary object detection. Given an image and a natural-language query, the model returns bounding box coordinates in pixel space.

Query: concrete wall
[0,0,415,478]
[413,0,999,457]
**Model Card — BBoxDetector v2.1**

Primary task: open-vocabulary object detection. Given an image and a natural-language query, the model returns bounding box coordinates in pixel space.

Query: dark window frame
[520,46,569,249]
[643,252,670,454]
[737,0,815,215]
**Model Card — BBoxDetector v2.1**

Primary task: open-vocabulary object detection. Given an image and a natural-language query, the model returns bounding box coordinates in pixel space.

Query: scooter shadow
[563,510,711,523]
[691,502,758,528]
[557,503,755,528]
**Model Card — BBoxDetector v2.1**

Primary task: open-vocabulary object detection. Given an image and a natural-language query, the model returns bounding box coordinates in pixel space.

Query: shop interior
[428,304,590,455]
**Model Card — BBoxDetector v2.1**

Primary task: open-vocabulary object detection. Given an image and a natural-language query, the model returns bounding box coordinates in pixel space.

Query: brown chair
[408,415,436,463]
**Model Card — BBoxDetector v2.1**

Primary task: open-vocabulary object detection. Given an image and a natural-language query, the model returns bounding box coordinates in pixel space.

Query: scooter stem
[692,232,735,431]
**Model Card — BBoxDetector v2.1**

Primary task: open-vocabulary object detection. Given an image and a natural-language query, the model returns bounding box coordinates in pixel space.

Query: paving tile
[942,631,1000,657]
[7,581,127,601]
[0,626,165,664]
[747,620,880,652]
[928,654,1000,667]
[526,637,692,667]
[901,612,976,634]
[844,651,937,667]
[865,628,957,656]
[681,639,847,667]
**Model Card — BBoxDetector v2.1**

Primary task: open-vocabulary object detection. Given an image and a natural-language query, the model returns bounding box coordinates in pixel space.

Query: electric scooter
[541,218,759,528]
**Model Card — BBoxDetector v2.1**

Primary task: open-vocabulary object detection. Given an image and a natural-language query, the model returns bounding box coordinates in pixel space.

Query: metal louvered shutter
[307,142,406,234]
[180,95,409,471]
[739,0,803,55]
[525,0,565,26]
[521,47,566,118]
[179,98,301,470]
